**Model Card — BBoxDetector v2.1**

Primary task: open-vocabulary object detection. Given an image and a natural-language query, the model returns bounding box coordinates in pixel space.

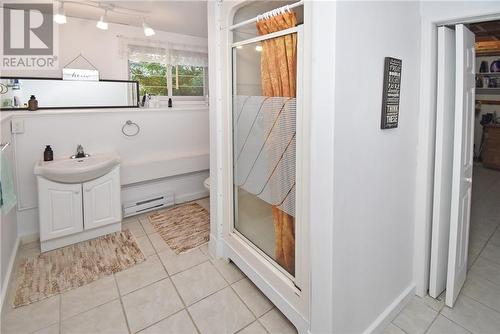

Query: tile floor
[1,198,298,334]
[385,164,500,334]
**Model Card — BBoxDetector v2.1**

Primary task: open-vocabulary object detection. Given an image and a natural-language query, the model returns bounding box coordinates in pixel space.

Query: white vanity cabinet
[37,166,121,252]
[38,179,84,241]
[83,168,121,230]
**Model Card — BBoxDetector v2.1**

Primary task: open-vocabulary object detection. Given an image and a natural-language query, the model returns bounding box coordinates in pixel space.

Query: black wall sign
[380,57,402,129]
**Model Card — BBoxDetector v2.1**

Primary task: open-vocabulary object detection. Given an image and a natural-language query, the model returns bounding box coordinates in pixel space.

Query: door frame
[217,2,312,333]
[415,11,500,297]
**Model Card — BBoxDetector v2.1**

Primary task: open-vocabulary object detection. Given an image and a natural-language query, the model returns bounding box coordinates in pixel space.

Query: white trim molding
[363,284,415,334]
[0,236,20,314]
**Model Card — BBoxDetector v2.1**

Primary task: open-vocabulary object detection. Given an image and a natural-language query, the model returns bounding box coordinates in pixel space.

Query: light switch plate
[11,119,25,134]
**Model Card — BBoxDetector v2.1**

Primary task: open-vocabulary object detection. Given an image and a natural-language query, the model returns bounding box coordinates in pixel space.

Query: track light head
[54,1,66,24]
[96,9,108,30]
[142,20,155,36]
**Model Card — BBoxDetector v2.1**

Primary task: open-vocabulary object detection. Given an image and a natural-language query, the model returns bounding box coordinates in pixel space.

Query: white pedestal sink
[34,153,122,252]
[34,153,121,183]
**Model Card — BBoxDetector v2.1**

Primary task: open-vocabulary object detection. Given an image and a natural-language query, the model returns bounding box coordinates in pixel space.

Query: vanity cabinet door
[83,167,121,230]
[38,178,84,241]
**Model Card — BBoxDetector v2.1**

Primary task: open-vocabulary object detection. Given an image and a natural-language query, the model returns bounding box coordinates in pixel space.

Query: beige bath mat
[12,230,145,308]
[148,202,209,254]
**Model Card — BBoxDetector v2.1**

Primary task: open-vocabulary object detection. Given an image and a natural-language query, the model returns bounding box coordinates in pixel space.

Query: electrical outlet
[11,119,25,134]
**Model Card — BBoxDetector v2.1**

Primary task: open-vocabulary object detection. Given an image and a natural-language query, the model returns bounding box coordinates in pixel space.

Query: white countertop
[0,105,208,123]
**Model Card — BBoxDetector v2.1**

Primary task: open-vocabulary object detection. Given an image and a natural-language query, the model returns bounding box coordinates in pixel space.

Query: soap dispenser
[28,95,38,111]
[43,145,53,161]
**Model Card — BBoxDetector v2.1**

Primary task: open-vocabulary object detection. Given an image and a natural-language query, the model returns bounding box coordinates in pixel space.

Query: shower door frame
[222,23,310,332]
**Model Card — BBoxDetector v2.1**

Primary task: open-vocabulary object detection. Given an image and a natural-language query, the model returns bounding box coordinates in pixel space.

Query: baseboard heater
[123,192,175,218]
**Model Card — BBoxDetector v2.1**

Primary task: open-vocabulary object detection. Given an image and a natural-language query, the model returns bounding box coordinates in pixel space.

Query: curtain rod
[227,0,304,31]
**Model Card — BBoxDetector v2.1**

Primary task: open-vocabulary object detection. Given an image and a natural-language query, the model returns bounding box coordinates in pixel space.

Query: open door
[446,24,475,307]
[429,26,456,298]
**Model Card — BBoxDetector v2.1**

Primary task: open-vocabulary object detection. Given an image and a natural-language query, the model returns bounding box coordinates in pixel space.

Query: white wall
[7,108,209,236]
[331,2,420,333]
[1,16,208,80]
[1,16,210,238]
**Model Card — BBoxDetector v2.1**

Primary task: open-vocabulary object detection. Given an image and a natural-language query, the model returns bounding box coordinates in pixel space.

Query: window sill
[148,97,208,108]
[0,106,208,123]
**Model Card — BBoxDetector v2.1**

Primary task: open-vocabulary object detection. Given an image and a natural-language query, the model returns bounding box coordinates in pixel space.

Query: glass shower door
[232,33,297,277]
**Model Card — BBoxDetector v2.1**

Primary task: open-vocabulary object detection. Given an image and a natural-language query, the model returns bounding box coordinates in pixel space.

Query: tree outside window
[129,59,206,99]
[129,60,168,96]
[172,65,205,97]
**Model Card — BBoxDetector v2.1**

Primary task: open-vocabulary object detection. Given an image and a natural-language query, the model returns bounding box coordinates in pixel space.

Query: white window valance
[169,49,208,67]
[128,45,168,64]
[119,36,208,67]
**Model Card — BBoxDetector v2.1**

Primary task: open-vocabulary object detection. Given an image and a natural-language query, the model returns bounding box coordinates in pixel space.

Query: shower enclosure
[232,39,298,277]
[220,2,309,330]
[230,15,304,285]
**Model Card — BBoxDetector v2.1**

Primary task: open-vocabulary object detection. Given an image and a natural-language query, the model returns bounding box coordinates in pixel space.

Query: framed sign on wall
[62,54,99,81]
[62,68,99,81]
[380,57,402,129]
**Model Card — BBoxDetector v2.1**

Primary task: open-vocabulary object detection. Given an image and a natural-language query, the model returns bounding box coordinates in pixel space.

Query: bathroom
[0,1,300,333]
[5,1,499,334]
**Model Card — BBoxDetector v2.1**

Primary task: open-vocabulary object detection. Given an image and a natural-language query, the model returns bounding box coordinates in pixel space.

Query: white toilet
[203,177,210,190]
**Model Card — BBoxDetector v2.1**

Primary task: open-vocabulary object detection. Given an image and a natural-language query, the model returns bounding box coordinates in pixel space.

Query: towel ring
[0,83,8,94]
[122,120,140,137]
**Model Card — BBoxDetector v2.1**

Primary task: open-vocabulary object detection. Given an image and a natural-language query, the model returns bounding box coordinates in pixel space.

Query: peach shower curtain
[257,12,297,274]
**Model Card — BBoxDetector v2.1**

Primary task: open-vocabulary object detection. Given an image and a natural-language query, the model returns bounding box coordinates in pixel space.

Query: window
[127,46,208,101]
[129,60,168,96]
[172,65,205,97]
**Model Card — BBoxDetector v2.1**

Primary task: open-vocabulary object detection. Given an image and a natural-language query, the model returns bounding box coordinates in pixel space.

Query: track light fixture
[142,19,155,37]
[51,2,156,34]
[96,9,109,30]
[54,1,67,24]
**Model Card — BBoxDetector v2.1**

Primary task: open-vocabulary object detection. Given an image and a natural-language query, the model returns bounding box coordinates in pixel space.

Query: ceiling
[469,20,500,55]
[469,20,500,42]
[62,1,208,37]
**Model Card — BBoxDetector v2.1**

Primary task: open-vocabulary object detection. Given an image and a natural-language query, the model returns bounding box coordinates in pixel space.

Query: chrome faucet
[70,144,90,159]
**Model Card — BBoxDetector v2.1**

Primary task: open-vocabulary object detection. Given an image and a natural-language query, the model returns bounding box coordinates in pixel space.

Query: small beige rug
[148,202,209,254]
[12,230,145,308]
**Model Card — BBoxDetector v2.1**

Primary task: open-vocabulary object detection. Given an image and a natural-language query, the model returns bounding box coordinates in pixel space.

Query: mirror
[0,77,139,110]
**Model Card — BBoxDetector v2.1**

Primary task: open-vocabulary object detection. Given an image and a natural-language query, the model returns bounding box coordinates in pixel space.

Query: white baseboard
[20,232,39,245]
[363,284,415,334]
[1,236,20,314]
[176,190,209,204]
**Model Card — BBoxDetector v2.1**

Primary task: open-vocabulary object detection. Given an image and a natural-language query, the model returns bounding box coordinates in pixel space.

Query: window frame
[128,52,208,104]
[170,65,207,100]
